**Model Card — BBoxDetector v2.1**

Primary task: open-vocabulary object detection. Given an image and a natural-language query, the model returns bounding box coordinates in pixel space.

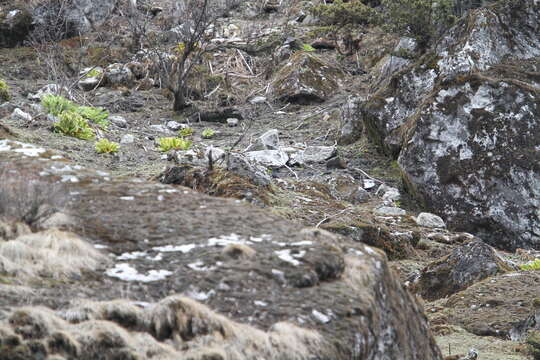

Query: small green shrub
[75,106,109,129]
[178,127,194,137]
[41,95,76,116]
[95,138,120,154]
[201,128,215,139]
[301,44,316,52]
[83,68,102,79]
[520,259,540,271]
[53,111,95,140]
[158,137,192,152]
[0,80,10,101]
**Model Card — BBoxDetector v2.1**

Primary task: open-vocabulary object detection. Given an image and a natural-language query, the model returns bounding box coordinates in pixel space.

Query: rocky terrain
[0,0,538,359]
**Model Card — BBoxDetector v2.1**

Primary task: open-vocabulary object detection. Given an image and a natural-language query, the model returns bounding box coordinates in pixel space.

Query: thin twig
[315,207,353,228]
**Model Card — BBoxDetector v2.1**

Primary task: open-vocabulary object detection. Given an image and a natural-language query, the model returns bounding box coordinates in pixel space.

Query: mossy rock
[271,52,344,104]
[0,7,32,48]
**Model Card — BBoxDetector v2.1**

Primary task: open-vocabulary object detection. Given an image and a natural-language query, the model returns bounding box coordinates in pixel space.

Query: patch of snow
[207,233,250,247]
[158,189,178,193]
[187,260,215,271]
[363,179,376,189]
[117,251,148,260]
[106,263,172,282]
[254,300,268,307]
[186,289,215,301]
[50,155,63,160]
[153,244,196,253]
[120,196,135,201]
[0,140,46,157]
[364,246,377,255]
[60,175,79,183]
[94,244,108,249]
[275,249,305,266]
[290,241,313,246]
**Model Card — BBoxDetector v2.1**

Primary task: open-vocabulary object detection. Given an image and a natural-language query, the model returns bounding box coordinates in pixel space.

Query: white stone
[11,108,32,122]
[246,150,288,168]
[167,120,183,130]
[415,212,446,228]
[249,96,267,104]
[110,115,127,128]
[120,134,135,144]
[259,129,280,150]
[374,206,406,216]
[226,118,239,127]
[205,146,225,162]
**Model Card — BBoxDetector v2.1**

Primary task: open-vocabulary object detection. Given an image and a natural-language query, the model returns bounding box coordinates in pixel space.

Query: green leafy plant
[0,80,10,101]
[310,0,379,26]
[95,138,120,154]
[75,106,109,129]
[520,259,540,271]
[53,111,95,140]
[301,44,316,52]
[178,127,194,137]
[83,68,102,79]
[41,94,76,116]
[201,128,215,139]
[158,137,192,152]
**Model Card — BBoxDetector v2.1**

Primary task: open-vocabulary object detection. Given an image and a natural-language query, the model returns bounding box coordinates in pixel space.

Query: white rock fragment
[120,134,135,144]
[11,108,33,122]
[254,300,268,307]
[227,118,239,127]
[275,249,304,266]
[207,233,250,247]
[363,179,376,189]
[374,206,406,216]
[117,251,148,260]
[415,212,446,228]
[312,309,331,324]
[110,115,128,128]
[249,96,267,105]
[166,120,183,131]
[120,196,135,201]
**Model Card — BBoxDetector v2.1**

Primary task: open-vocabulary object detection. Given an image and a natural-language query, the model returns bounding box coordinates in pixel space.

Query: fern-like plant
[520,259,540,271]
[201,128,215,139]
[95,138,120,154]
[158,137,192,152]
[76,106,109,129]
[41,95,76,116]
[53,111,95,140]
[301,44,316,52]
[0,80,10,101]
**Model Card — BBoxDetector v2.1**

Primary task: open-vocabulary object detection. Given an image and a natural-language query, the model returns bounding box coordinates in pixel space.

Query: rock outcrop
[416,240,514,301]
[0,6,32,48]
[271,52,343,104]
[0,140,443,360]
[360,0,540,250]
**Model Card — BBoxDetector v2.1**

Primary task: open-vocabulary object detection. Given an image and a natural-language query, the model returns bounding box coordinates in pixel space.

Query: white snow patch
[106,263,172,282]
[120,196,135,201]
[187,261,215,271]
[50,155,63,160]
[153,244,196,253]
[158,189,178,193]
[363,179,376,189]
[117,251,148,260]
[60,175,79,183]
[186,289,215,301]
[254,300,268,307]
[0,140,46,157]
[291,240,313,246]
[94,244,108,249]
[275,249,305,266]
[207,233,250,247]
[364,246,377,255]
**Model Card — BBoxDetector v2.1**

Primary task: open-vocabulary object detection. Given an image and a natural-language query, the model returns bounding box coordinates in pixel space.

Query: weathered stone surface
[271,53,343,104]
[360,0,540,250]
[227,152,272,186]
[104,63,135,88]
[0,7,32,48]
[0,139,442,359]
[416,240,514,301]
[246,149,289,168]
[416,213,446,229]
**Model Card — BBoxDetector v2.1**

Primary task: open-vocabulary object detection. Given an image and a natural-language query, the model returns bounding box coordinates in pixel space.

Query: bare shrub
[0,169,66,227]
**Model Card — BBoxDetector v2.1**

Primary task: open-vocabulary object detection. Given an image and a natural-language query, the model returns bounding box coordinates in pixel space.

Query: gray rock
[376,184,400,203]
[394,37,418,53]
[291,146,336,165]
[374,206,406,216]
[350,186,371,204]
[227,153,272,186]
[417,240,514,300]
[120,134,135,144]
[249,96,267,105]
[258,129,280,150]
[226,118,239,127]
[104,63,135,88]
[110,115,127,128]
[246,150,288,168]
[205,146,225,162]
[28,84,69,101]
[149,124,171,134]
[78,77,100,91]
[338,97,363,145]
[11,108,32,122]
[416,213,446,229]
[166,121,183,131]
[271,53,343,104]
[364,0,540,250]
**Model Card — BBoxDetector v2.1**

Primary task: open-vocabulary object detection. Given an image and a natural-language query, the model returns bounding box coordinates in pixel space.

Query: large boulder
[0,6,32,48]
[32,0,119,38]
[0,139,442,359]
[416,239,514,301]
[361,0,540,250]
[271,52,343,104]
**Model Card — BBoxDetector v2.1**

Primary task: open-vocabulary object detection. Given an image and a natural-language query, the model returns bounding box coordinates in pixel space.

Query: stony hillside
[0,0,538,359]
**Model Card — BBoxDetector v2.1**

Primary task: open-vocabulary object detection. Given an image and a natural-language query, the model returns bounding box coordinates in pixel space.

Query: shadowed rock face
[0,140,442,359]
[360,0,540,250]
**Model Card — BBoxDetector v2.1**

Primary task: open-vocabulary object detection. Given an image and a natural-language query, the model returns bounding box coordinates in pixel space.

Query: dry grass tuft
[0,229,109,280]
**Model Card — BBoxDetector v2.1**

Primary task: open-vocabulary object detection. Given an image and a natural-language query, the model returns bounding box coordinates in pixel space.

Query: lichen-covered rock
[0,7,32,48]
[416,240,514,301]
[360,0,540,250]
[271,53,343,104]
[0,139,443,360]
